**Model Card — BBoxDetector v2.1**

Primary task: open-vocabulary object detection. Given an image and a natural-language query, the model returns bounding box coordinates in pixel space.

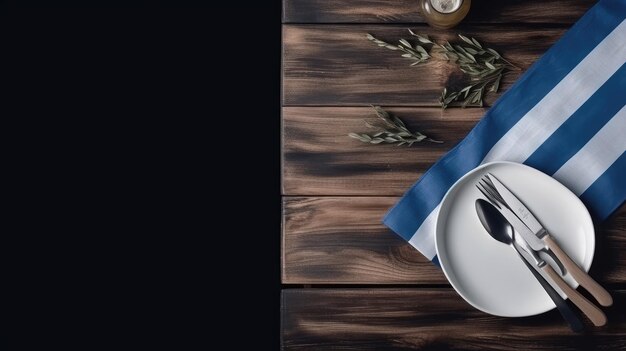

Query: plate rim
[434,160,595,317]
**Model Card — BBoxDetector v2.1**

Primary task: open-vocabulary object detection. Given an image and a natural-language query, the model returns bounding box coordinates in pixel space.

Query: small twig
[349,106,443,146]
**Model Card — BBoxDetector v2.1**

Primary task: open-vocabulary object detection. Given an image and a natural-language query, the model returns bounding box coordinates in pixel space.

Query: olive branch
[349,106,442,147]
[367,30,520,108]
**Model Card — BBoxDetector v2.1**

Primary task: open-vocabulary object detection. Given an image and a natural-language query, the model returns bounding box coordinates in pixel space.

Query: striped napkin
[383,0,626,265]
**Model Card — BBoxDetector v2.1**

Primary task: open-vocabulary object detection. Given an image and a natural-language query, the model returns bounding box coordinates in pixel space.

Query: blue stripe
[383,0,626,241]
[525,63,626,175]
[431,255,441,268]
[580,151,626,221]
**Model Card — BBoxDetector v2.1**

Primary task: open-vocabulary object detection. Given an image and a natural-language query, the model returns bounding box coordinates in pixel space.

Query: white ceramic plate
[435,161,595,317]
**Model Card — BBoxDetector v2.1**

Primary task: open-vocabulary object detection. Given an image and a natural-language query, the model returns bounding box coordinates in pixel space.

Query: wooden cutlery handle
[543,265,607,327]
[514,250,583,332]
[544,236,613,307]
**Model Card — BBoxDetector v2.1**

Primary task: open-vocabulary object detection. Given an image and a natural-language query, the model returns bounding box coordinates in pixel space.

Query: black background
[3,0,280,348]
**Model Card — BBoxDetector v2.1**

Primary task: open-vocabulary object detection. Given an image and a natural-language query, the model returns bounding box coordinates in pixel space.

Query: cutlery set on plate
[474,173,612,331]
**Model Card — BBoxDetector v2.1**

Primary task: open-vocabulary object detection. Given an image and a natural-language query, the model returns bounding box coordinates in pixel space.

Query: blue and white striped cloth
[383,0,626,265]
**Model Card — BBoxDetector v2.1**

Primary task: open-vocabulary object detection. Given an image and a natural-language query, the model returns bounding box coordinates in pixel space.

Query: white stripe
[552,105,626,195]
[482,19,626,164]
[408,204,440,260]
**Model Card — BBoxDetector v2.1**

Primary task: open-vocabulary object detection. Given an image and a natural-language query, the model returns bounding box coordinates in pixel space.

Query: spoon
[475,199,584,332]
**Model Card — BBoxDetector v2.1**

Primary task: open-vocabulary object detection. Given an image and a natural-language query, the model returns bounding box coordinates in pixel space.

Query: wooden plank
[283,25,564,106]
[282,288,626,350]
[282,106,484,196]
[593,204,626,285]
[283,0,595,24]
[282,197,445,284]
[282,197,626,284]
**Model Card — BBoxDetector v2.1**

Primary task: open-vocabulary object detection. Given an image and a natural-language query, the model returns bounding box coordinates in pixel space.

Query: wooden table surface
[281,1,626,349]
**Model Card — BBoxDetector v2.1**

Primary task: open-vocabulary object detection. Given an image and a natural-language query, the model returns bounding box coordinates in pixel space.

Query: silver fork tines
[476,182,500,209]
[476,178,505,209]
[481,175,506,203]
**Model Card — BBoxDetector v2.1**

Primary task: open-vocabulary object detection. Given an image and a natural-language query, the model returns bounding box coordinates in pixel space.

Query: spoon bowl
[475,198,514,245]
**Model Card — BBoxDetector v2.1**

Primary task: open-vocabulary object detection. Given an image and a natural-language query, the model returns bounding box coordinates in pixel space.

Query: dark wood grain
[283,106,484,196]
[282,288,626,350]
[283,25,564,106]
[282,197,445,284]
[282,197,626,284]
[593,205,626,285]
[283,0,596,24]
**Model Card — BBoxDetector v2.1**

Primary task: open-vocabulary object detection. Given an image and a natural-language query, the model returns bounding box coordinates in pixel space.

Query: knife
[512,230,606,327]
[476,198,585,330]
[512,236,584,331]
[476,190,607,326]
[487,172,613,307]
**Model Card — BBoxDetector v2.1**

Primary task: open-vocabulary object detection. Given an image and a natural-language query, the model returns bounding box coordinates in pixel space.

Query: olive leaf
[366,32,432,65]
